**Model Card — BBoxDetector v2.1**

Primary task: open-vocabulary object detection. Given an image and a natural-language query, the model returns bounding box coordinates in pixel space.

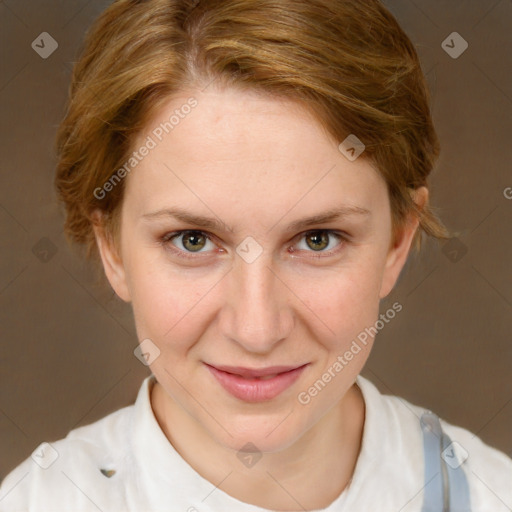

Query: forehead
[123,86,386,219]
[142,86,335,163]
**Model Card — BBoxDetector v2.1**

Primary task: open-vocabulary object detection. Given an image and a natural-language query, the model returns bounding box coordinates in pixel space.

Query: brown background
[1,0,511,481]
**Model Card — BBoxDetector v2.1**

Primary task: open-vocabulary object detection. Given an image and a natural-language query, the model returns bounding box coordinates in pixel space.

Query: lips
[205,363,309,402]
[209,365,304,379]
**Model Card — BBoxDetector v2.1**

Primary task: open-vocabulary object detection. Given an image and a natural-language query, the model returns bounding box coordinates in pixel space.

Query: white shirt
[1,374,511,511]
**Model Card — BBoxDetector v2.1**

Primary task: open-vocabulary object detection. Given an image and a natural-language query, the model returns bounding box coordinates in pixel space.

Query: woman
[1,0,510,510]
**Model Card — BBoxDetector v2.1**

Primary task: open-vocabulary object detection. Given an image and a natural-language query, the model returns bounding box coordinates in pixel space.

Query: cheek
[127,255,219,348]
[291,258,383,343]
[126,238,386,355]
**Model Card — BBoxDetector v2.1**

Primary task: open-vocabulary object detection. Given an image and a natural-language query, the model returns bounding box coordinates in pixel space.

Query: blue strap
[421,411,471,512]
[441,430,472,512]
[421,411,445,511]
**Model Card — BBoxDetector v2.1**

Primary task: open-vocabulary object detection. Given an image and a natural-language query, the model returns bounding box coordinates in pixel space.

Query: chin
[210,412,309,455]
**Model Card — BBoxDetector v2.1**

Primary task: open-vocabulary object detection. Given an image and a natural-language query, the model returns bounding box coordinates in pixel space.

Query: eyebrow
[141,205,371,233]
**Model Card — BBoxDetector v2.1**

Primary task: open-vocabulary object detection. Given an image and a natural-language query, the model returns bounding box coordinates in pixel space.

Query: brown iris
[304,231,329,251]
[181,231,207,252]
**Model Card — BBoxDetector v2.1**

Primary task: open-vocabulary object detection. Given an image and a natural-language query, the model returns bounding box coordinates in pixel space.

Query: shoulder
[0,400,135,511]
[356,375,512,511]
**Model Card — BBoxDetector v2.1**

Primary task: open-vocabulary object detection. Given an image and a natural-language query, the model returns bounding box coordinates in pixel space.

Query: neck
[151,380,365,511]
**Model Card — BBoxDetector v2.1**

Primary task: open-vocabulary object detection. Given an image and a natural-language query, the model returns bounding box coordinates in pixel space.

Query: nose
[218,251,295,355]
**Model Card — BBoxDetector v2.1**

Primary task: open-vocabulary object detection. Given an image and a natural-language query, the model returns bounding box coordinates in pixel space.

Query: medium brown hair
[55,0,450,263]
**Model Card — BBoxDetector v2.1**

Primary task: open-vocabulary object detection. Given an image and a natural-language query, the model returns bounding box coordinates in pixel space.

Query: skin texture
[93,85,426,511]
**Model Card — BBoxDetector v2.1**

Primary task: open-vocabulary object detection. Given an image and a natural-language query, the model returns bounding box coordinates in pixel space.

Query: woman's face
[95,86,419,453]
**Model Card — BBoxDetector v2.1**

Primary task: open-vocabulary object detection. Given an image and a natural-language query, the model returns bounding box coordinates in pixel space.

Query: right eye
[160,230,218,258]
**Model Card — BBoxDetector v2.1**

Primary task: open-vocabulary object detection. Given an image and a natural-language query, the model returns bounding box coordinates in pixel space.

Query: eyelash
[158,229,349,260]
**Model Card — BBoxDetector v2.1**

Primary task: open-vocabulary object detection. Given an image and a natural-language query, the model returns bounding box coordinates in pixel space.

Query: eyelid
[159,230,219,260]
[160,229,349,260]
[291,230,348,258]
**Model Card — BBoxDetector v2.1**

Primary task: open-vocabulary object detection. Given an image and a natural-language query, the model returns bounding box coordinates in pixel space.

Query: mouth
[204,363,309,402]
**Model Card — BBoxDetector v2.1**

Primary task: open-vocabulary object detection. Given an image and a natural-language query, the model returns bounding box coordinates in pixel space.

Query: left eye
[295,230,344,253]
[160,229,346,258]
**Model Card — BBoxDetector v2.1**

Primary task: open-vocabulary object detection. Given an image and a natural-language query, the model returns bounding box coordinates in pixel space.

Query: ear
[91,210,132,302]
[379,187,428,299]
